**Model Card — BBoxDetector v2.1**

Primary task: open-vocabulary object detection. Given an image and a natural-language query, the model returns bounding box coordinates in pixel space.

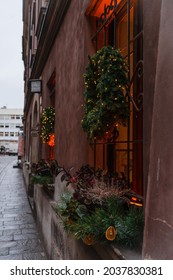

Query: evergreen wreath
[82,46,129,139]
[55,193,144,248]
[54,165,144,249]
[41,107,55,143]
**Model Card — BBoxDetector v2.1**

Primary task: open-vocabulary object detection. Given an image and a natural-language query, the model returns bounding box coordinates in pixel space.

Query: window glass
[88,0,143,195]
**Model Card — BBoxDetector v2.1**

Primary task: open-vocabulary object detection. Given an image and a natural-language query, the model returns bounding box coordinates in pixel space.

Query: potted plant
[82,46,129,139]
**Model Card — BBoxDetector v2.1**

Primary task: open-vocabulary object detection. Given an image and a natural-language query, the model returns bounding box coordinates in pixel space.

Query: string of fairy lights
[81,46,129,139]
[41,107,55,146]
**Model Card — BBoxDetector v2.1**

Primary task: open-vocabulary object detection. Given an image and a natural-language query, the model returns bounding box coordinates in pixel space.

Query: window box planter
[33,182,142,259]
[42,184,54,199]
[54,165,144,251]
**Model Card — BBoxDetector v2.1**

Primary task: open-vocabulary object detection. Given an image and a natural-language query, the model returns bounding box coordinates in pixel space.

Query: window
[10,124,15,129]
[10,132,14,137]
[5,132,9,137]
[0,124,4,128]
[0,132,3,136]
[87,0,143,195]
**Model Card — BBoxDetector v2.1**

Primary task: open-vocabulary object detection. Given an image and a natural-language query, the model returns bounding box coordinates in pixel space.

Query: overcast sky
[0,0,24,109]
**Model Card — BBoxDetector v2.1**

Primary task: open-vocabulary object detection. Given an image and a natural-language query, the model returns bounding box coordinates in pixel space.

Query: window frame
[88,0,143,195]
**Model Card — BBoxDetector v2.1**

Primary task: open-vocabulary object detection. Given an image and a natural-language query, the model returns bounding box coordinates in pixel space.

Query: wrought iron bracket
[126,60,143,112]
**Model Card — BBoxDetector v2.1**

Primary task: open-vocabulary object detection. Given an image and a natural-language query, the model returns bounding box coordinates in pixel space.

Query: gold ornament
[105,226,117,241]
[83,234,94,246]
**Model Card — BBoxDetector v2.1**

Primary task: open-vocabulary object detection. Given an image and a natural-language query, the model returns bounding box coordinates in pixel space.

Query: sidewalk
[0,156,47,260]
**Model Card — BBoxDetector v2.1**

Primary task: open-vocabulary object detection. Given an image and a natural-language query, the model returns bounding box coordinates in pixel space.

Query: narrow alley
[0,155,47,260]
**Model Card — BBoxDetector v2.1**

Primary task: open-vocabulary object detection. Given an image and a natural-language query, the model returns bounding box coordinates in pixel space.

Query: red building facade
[23,0,173,259]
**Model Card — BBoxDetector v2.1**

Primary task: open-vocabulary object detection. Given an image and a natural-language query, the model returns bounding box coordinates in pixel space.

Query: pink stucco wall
[143,0,173,259]
[41,0,94,170]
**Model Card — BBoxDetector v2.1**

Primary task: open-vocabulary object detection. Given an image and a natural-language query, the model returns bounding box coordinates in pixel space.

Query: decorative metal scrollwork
[126,60,143,112]
[97,0,116,28]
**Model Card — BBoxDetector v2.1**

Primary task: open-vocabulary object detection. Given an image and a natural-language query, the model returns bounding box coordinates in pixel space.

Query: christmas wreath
[41,107,55,144]
[82,46,129,139]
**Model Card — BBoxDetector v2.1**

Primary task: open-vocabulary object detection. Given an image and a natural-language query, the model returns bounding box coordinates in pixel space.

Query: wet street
[0,155,47,260]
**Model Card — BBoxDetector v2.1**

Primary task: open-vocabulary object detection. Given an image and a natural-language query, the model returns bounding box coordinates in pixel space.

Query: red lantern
[48,134,55,147]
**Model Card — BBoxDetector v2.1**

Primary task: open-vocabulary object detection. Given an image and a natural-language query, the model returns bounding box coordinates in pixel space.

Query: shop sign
[29,79,42,93]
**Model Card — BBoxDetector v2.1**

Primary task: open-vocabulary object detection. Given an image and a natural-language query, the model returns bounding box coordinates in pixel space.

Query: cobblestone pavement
[0,155,47,260]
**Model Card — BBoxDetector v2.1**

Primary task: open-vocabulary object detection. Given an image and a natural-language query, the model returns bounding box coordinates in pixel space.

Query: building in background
[0,107,23,155]
[22,0,173,259]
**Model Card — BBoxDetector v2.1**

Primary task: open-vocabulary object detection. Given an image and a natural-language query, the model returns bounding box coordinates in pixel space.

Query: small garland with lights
[82,46,129,139]
[41,107,55,144]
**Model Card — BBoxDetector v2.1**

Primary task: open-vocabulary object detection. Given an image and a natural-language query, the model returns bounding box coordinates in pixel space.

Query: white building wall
[0,108,23,153]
